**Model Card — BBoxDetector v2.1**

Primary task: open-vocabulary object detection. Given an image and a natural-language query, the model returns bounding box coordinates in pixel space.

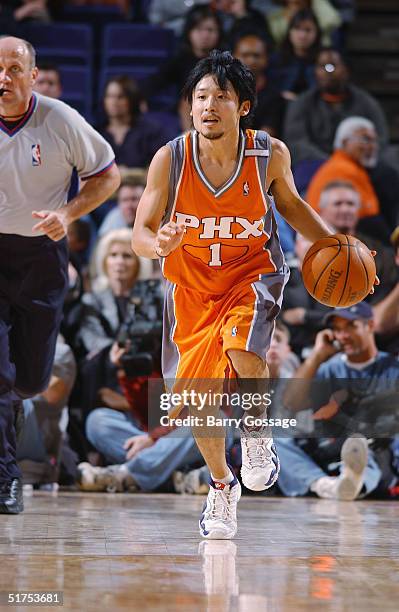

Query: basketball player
[0,36,120,514]
[132,50,336,539]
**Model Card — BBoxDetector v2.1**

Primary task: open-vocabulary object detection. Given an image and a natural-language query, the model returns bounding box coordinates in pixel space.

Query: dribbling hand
[155,221,185,257]
[32,209,68,241]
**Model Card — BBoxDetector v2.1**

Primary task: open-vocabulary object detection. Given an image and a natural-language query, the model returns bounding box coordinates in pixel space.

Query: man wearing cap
[277,301,399,500]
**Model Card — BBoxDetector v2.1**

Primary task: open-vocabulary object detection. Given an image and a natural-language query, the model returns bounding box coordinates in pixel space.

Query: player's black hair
[182,50,257,129]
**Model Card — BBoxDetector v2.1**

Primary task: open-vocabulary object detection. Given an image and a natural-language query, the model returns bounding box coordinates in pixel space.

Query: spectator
[66,218,92,272]
[267,0,341,46]
[77,229,153,414]
[279,302,399,500]
[33,62,62,98]
[283,48,389,166]
[306,117,399,235]
[17,336,77,486]
[148,0,209,36]
[233,32,284,135]
[76,341,208,494]
[145,5,223,110]
[221,0,274,47]
[100,76,169,172]
[266,320,300,379]
[268,9,321,101]
[281,233,329,357]
[316,181,398,302]
[98,175,145,238]
[373,228,399,354]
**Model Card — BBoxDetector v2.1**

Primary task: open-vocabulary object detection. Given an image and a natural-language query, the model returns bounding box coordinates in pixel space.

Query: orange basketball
[301,234,376,307]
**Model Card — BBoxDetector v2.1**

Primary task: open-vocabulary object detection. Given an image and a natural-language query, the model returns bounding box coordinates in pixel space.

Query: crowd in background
[2,0,399,502]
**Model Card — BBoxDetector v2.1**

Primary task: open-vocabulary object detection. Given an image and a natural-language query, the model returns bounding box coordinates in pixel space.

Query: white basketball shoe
[199,470,241,540]
[240,424,280,491]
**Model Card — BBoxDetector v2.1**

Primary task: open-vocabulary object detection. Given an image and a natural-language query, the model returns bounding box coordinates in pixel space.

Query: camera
[116,280,163,377]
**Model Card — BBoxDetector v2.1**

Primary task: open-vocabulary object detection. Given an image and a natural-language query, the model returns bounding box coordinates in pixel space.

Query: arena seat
[101,24,175,68]
[59,65,93,122]
[24,23,93,67]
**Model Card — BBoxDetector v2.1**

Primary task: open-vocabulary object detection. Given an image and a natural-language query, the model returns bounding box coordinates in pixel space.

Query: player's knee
[227,349,266,378]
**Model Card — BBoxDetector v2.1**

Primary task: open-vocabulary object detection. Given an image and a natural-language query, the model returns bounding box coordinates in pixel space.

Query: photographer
[77,342,206,493]
[280,302,399,500]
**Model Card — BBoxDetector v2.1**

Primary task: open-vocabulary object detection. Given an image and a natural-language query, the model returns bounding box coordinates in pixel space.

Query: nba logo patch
[31,144,41,166]
[232,326,237,337]
[243,181,250,196]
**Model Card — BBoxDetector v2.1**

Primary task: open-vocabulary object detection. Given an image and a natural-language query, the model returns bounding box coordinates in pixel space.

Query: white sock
[211,470,234,485]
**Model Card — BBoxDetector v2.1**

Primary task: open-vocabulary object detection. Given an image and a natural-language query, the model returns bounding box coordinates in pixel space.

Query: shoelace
[209,487,237,521]
[245,438,273,468]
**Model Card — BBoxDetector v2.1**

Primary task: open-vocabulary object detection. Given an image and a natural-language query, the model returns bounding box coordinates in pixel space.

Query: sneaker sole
[337,436,368,501]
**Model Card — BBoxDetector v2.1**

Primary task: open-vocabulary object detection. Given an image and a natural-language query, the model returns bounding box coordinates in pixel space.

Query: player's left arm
[32,163,121,241]
[268,138,332,243]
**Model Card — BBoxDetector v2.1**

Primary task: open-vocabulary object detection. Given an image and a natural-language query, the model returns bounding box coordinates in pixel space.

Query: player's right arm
[132,146,185,259]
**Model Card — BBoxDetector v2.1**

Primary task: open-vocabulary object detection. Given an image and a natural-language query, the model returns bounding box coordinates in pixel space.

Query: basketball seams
[337,234,352,306]
[302,235,341,269]
[312,240,342,296]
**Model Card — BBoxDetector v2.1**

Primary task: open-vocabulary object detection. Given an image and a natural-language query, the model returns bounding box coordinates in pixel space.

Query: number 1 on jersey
[209,243,222,267]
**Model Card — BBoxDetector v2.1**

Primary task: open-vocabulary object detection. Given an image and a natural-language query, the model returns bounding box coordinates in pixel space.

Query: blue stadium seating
[59,66,93,122]
[25,23,93,67]
[102,24,175,68]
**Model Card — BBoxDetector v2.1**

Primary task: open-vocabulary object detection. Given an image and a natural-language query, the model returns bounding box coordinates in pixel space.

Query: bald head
[0,36,36,70]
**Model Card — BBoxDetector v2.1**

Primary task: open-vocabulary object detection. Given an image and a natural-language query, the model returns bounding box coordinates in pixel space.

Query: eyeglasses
[348,135,377,145]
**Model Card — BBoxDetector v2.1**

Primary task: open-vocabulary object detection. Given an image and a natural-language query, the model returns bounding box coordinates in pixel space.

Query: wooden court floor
[1,491,399,611]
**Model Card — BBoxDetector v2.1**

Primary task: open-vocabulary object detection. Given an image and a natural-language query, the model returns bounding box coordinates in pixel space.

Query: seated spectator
[267,0,341,46]
[373,228,399,354]
[76,314,206,494]
[233,32,284,135]
[268,9,321,101]
[99,76,169,172]
[145,5,223,111]
[281,233,329,357]
[283,48,389,165]
[98,175,145,238]
[306,117,399,235]
[67,219,92,273]
[148,0,210,36]
[33,62,62,99]
[17,336,77,486]
[279,302,399,500]
[316,181,398,302]
[221,0,274,47]
[266,320,300,379]
[77,229,153,414]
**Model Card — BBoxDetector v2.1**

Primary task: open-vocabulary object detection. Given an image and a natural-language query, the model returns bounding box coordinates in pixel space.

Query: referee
[0,37,120,513]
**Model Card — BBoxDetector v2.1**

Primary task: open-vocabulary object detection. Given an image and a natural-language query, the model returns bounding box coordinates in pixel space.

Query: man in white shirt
[0,36,120,514]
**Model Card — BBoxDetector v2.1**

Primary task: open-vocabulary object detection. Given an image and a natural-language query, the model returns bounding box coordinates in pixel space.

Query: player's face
[234,36,268,77]
[191,75,250,140]
[0,39,38,114]
[331,317,373,357]
[104,82,130,119]
[343,128,378,168]
[321,188,359,233]
[118,185,144,226]
[105,242,139,286]
[34,69,62,99]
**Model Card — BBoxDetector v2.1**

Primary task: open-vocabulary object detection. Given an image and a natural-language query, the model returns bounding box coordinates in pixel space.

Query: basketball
[302,234,376,307]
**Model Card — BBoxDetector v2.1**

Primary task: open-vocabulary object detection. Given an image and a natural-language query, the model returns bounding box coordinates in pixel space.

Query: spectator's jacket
[306,150,380,218]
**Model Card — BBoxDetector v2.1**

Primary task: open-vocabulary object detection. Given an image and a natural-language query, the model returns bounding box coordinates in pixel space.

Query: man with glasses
[283,48,389,165]
[306,116,399,240]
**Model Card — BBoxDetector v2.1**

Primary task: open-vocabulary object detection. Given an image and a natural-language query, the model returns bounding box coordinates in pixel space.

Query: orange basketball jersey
[161,129,285,293]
